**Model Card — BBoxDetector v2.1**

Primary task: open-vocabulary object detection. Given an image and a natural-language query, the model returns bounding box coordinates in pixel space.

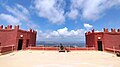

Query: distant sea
[36,41,86,47]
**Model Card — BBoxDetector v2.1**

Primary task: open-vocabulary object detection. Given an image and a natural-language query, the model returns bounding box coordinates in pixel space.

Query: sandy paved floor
[0,50,120,67]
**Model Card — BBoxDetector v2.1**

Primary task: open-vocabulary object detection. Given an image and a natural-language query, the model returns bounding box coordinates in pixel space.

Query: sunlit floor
[0,50,120,67]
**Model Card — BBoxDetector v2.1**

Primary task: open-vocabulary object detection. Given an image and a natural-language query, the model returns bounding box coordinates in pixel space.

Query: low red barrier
[105,48,120,52]
[0,45,15,53]
[28,46,95,51]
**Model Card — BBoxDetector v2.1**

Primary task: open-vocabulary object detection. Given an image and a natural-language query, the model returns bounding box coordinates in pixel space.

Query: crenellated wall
[0,25,37,53]
[85,28,120,51]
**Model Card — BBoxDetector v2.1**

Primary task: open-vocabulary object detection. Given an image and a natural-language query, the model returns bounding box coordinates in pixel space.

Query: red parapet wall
[105,48,120,52]
[28,46,95,50]
[28,47,58,50]
[0,45,15,53]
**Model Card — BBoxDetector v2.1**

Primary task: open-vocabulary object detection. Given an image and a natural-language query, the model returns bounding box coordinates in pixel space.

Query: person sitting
[116,51,120,57]
[59,43,65,52]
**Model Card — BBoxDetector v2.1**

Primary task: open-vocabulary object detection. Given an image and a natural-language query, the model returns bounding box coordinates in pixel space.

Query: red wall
[86,28,120,51]
[0,30,17,46]
[28,46,95,50]
[0,25,37,53]
[94,33,104,50]
[104,33,120,50]
[16,30,37,49]
[86,33,95,47]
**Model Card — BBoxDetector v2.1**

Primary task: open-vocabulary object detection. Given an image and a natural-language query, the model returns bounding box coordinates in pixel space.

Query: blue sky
[0,0,120,42]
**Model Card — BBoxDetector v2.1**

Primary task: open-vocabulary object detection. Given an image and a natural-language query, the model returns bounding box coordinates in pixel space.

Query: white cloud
[0,13,21,25]
[70,0,84,9]
[84,23,93,30]
[67,9,79,19]
[5,4,30,22]
[4,4,38,29]
[104,0,120,8]
[82,0,104,20]
[16,4,30,15]
[37,27,85,41]
[49,27,85,37]
[33,0,65,24]
[95,30,101,32]
[31,0,120,24]
[69,0,120,20]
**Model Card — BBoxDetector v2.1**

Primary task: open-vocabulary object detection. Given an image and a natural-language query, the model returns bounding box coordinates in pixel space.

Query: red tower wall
[86,32,104,50]
[86,33,95,47]
[0,25,18,52]
[16,29,37,50]
[0,30,17,46]
[104,33,120,50]
[0,25,37,53]
[85,28,120,51]
[94,33,104,50]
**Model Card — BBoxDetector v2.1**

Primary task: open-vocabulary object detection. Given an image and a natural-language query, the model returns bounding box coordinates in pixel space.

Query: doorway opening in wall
[97,41,103,51]
[17,39,23,50]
